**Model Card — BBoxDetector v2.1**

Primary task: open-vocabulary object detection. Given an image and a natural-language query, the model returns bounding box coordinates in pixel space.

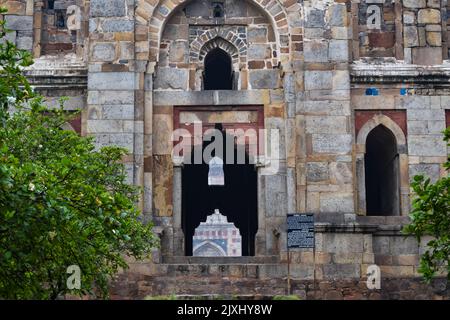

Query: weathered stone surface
[404,26,419,47]
[329,40,348,61]
[248,44,271,60]
[403,0,426,8]
[169,41,188,63]
[417,9,440,24]
[249,70,279,89]
[4,15,32,31]
[409,135,447,156]
[305,9,325,28]
[306,162,329,182]
[92,43,116,61]
[88,72,135,90]
[320,193,354,213]
[16,36,32,50]
[409,164,442,182]
[154,68,189,90]
[304,40,328,62]
[305,71,333,91]
[248,27,267,43]
[412,47,442,65]
[101,19,134,32]
[90,0,126,17]
[312,134,352,154]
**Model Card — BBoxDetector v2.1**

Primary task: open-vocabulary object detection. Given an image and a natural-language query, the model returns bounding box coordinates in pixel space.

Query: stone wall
[1,0,450,299]
[1,0,33,50]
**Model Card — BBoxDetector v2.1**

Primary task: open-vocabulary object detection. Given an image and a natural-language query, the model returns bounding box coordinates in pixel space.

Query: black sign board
[287,213,315,249]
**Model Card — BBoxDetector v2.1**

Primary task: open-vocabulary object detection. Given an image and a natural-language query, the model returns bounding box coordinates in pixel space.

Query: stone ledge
[351,61,450,85]
[154,90,270,106]
[163,256,279,264]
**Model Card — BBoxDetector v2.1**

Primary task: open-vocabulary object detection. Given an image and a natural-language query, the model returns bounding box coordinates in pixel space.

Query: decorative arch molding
[355,114,410,216]
[136,0,297,67]
[191,30,245,66]
[356,114,407,151]
[193,240,227,257]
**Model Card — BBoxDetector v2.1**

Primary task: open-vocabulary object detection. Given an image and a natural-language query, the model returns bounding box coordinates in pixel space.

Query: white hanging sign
[208,156,224,186]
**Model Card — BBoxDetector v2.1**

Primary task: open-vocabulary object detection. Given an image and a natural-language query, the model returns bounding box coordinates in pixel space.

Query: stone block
[248,44,271,60]
[304,40,328,62]
[403,0,426,8]
[16,36,32,50]
[329,162,353,185]
[2,1,26,15]
[154,68,189,90]
[153,114,173,155]
[305,71,333,91]
[409,163,441,182]
[329,40,348,61]
[305,9,325,28]
[412,47,442,65]
[408,135,447,156]
[306,162,329,182]
[417,9,440,24]
[311,134,352,154]
[319,193,354,213]
[102,19,134,33]
[249,70,280,89]
[248,27,267,43]
[328,4,347,27]
[426,31,441,46]
[169,41,188,63]
[305,116,348,134]
[92,43,116,62]
[88,72,136,90]
[404,26,419,47]
[88,90,135,105]
[5,15,33,31]
[91,0,126,17]
[323,264,360,280]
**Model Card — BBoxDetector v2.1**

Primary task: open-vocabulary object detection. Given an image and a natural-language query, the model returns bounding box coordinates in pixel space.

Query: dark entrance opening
[204,48,233,90]
[365,125,400,216]
[182,127,258,256]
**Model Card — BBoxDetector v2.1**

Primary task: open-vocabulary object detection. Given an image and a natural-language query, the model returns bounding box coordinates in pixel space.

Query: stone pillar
[87,0,137,184]
[300,2,354,216]
[33,1,42,58]
[173,165,185,256]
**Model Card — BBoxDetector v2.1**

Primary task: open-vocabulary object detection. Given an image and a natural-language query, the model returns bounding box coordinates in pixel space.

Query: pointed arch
[357,114,406,149]
[355,114,410,216]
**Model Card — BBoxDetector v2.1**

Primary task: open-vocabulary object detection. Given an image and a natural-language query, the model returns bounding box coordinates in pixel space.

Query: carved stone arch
[139,0,296,68]
[355,114,410,217]
[356,114,407,152]
[193,241,227,257]
[194,37,241,70]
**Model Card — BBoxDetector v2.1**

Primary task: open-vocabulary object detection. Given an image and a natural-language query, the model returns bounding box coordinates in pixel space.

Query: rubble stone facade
[2,0,450,299]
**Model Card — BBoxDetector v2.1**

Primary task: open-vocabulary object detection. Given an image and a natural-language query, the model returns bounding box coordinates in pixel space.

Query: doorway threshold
[162,256,279,264]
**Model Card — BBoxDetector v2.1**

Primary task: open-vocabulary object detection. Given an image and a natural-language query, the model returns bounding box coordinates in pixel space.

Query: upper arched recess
[135,0,303,70]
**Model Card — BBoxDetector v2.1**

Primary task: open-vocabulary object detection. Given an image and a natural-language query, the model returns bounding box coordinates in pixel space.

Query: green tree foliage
[404,128,450,282]
[0,9,158,299]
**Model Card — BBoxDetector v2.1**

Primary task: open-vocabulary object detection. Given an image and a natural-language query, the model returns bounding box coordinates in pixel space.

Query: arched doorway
[181,128,258,256]
[365,125,400,216]
[203,48,233,90]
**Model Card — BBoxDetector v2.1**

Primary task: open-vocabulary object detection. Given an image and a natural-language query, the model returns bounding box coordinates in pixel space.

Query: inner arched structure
[203,48,233,90]
[182,128,258,256]
[365,125,400,216]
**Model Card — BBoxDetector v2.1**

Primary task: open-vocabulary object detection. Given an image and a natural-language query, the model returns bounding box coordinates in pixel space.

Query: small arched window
[204,48,233,90]
[212,2,225,18]
[365,125,400,216]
